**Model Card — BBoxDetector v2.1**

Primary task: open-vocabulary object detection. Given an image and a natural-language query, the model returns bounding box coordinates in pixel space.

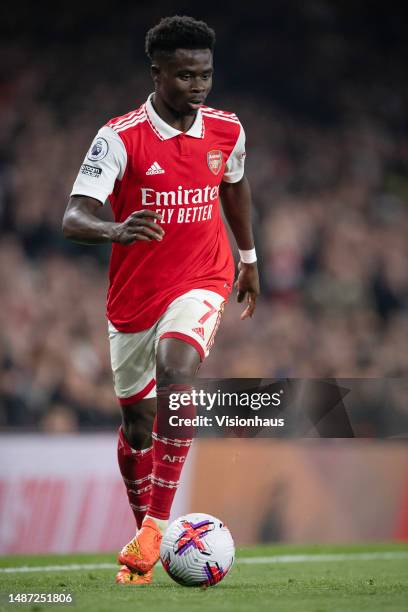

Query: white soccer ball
[160,512,235,587]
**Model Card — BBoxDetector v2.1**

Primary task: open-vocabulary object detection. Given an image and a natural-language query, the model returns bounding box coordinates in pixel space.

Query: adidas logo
[146,161,165,175]
[192,326,205,340]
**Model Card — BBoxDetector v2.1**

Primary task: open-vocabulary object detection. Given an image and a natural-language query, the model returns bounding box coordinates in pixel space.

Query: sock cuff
[151,431,192,447]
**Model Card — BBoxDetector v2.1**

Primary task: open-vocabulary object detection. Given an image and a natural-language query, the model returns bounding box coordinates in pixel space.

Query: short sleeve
[70,125,127,204]
[222,123,246,183]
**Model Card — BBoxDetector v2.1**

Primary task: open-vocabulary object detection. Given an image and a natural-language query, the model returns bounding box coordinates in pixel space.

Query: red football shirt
[71,94,246,332]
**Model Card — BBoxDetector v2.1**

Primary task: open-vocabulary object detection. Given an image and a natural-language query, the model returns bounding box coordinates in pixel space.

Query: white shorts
[108,289,226,405]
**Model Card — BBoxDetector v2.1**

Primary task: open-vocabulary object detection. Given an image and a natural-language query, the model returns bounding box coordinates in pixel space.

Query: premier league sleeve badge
[87,137,109,161]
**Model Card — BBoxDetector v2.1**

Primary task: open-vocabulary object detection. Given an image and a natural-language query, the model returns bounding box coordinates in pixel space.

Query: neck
[152,93,196,133]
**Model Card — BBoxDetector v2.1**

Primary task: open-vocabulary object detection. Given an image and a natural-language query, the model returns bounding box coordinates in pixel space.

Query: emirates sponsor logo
[141,185,219,206]
[207,150,223,175]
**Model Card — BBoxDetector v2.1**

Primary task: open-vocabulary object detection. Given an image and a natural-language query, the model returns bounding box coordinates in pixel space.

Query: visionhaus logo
[168,413,285,428]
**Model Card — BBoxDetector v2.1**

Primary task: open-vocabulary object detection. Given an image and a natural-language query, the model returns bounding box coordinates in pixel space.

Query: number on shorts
[198,301,217,325]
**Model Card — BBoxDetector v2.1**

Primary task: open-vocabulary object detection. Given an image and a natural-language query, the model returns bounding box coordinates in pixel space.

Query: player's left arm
[220,121,260,320]
[220,174,260,320]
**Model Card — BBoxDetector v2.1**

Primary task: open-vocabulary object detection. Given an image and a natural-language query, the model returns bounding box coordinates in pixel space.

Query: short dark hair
[145,15,215,60]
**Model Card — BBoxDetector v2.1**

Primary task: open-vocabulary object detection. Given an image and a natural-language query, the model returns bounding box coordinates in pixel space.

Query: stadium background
[0,1,407,553]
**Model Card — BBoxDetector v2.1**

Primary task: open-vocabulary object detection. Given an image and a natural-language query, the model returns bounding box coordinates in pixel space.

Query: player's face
[152,49,213,115]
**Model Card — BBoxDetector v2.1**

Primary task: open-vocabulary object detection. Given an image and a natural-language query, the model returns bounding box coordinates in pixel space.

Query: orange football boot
[115,565,153,585]
[118,517,162,574]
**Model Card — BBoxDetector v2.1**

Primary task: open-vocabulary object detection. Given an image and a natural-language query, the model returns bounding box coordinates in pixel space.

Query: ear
[151,64,160,85]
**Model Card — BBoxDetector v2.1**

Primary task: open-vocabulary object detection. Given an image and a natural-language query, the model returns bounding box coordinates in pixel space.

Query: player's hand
[235,261,260,320]
[111,210,164,245]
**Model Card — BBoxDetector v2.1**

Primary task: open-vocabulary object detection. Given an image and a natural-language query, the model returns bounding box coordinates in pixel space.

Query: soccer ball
[160,512,235,587]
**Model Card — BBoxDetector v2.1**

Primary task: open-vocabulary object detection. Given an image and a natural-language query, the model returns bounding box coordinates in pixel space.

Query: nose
[190,77,207,93]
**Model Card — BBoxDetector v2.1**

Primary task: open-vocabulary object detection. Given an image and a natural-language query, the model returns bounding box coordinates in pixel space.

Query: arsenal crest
[207,150,223,175]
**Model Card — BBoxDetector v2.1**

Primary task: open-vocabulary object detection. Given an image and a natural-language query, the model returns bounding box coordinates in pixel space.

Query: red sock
[117,426,153,530]
[148,386,194,520]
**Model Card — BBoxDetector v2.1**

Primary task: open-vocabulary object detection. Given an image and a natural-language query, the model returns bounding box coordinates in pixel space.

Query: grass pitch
[1,542,407,612]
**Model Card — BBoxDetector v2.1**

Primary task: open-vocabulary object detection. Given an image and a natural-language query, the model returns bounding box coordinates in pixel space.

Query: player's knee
[121,402,155,450]
[122,420,146,449]
[122,418,153,450]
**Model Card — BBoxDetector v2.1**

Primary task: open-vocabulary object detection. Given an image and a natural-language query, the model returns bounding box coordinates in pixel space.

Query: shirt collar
[145,93,204,140]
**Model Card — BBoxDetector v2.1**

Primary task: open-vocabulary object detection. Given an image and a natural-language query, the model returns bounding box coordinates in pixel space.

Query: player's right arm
[62,196,163,245]
[62,125,164,245]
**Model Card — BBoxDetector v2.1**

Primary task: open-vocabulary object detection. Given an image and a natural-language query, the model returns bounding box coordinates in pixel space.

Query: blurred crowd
[1,2,407,431]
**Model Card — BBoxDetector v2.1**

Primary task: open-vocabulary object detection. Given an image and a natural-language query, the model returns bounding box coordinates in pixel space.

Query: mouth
[188,98,205,108]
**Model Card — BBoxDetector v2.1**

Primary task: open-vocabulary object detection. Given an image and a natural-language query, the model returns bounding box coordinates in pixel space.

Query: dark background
[1,1,407,431]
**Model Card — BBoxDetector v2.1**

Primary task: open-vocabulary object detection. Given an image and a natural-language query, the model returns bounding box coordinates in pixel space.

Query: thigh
[155,289,226,363]
[108,321,157,405]
[156,336,201,379]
